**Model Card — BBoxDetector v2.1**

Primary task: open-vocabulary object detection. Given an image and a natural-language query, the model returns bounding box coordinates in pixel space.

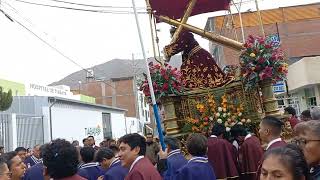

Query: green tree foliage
[0,86,13,111]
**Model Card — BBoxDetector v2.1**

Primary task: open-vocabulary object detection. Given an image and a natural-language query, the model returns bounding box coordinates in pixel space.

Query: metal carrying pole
[131,0,166,150]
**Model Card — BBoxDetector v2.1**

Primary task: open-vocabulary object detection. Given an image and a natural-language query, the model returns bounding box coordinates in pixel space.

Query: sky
[0,0,318,85]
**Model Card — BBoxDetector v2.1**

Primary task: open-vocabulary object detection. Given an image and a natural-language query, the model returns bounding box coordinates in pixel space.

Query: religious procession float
[139,0,291,140]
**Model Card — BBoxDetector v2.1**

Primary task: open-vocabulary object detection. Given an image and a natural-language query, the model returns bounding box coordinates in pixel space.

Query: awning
[149,0,231,21]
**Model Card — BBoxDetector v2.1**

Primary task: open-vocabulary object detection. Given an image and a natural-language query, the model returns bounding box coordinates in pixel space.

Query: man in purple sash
[95,148,128,180]
[118,133,161,180]
[78,147,104,180]
[158,137,187,180]
[24,145,42,168]
[174,133,216,180]
[231,124,263,180]
[207,124,239,179]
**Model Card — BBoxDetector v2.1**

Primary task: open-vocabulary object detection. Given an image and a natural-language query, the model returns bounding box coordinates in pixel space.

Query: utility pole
[132,53,140,121]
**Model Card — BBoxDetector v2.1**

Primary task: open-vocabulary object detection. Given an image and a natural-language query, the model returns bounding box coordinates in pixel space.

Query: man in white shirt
[258,116,287,151]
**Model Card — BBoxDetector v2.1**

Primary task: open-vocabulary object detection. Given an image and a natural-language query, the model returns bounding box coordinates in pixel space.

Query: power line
[0,7,116,89]
[43,0,145,9]
[14,0,147,14]
[3,3,142,93]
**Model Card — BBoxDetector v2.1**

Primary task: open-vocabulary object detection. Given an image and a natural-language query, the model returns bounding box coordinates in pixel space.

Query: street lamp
[78,81,82,94]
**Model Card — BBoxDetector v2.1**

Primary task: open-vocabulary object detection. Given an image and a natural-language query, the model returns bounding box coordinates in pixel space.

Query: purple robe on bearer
[78,162,104,180]
[103,158,128,180]
[125,157,162,180]
[174,156,216,180]
[164,30,233,89]
[238,134,263,180]
[207,135,239,179]
[163,149,187,180]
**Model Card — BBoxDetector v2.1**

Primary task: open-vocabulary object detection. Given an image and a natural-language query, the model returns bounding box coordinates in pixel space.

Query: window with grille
[305,88,317,107]
[102,113,112,138]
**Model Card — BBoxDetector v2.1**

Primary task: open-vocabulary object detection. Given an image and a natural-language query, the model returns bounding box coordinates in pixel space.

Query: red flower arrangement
[139,62,184,103]
[240,35,288,89]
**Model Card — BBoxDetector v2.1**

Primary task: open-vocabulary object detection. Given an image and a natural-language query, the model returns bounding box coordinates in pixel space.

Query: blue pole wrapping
[131,0,166,150]
[152,104,166,150]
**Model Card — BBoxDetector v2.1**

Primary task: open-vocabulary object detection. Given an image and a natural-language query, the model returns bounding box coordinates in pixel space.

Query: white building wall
[50,106,104,146]
[125,117,140,134]
[137,92,151,124]
[110,113,127,139]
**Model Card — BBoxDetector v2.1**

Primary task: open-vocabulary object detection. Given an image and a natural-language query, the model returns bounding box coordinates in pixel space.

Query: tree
[0,87,13,111]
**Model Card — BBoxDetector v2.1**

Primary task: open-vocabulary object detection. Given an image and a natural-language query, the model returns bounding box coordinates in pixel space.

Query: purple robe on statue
[238,135,263,180]
[207,136,239,179]
[103,159,128,180]
[78,162,104,180]
[163,30,233,89]
[174,157,216,180]
[125,157,162,180]
[163,149,188,180]
[23,162,44,180]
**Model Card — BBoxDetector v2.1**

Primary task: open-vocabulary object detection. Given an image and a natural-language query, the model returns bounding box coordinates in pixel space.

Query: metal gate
[0,114,10,152]
[16,115,44,149]
[102,113,112,138]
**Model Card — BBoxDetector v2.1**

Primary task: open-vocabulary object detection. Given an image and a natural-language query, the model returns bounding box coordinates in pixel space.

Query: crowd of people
[0,107,319,180]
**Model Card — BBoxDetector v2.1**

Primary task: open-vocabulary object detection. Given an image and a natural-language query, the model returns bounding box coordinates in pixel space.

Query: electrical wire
[3,3,144,93]
[43,0,145,10]
[14,0,147,14]
[0,6,117,89]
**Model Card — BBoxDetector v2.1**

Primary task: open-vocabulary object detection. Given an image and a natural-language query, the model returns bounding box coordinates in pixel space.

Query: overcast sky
[0,0,317,85]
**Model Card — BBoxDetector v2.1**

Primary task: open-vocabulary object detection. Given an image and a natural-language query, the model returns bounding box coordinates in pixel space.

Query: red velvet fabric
[150,0,230,21]
[163,30,233,89]
[125,158,162,180]
[238,136,263,180]
[207,137,239,179]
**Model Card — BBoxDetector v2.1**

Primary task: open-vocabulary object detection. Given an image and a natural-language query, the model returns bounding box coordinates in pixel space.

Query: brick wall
[75,78,137,117]
[212,10,320,65]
